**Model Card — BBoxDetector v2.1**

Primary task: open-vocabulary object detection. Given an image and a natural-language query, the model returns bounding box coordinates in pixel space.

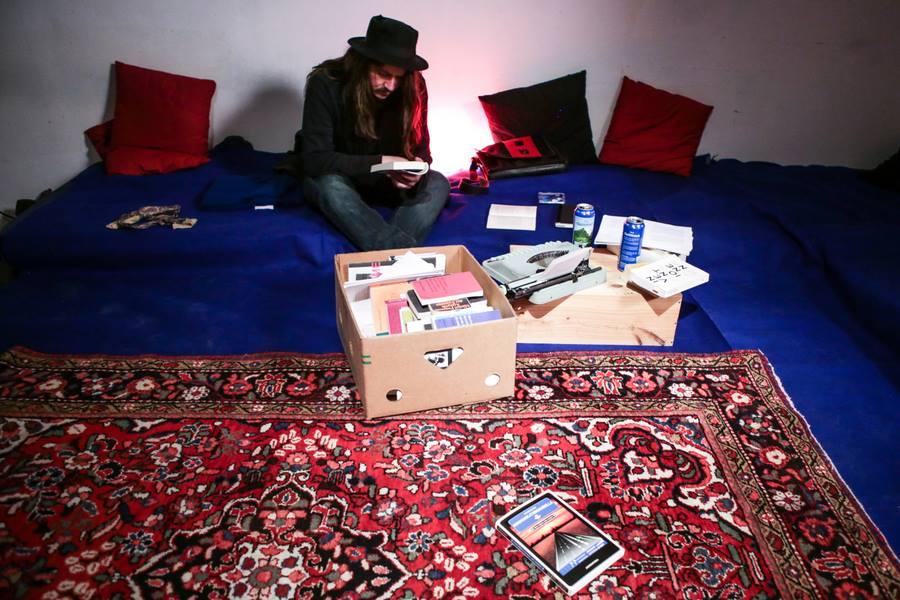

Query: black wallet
[476,135,567,180]
[555,204,575,228]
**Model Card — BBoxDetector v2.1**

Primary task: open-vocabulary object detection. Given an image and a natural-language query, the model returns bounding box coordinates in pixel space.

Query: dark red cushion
[598,77,712,176]
[478,71,596,164]
[104,146,210,176]
[110,61,216,156]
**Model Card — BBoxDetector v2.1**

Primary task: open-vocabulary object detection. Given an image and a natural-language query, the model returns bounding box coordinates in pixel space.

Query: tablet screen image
[507,495,608,575]
[497,492,623,594]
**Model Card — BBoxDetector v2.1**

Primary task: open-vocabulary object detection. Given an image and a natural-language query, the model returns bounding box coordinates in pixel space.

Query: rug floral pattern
[0,348,897,599]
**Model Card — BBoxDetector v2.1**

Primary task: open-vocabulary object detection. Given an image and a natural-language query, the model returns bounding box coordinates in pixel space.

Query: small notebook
[486,204,537,231]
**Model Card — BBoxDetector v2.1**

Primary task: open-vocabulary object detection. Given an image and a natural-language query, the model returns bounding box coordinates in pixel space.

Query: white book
[370,161,429,175]
[629,256,709,298]
[486,204,537,231]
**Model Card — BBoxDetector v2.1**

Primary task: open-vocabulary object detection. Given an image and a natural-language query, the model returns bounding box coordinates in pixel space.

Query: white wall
[2,1,899,212]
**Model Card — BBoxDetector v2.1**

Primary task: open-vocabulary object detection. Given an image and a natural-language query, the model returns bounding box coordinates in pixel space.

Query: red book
[385,299,408,335]
[412,271,484,305]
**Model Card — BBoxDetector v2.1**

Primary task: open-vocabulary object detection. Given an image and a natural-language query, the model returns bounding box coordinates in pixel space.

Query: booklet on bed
[486,204,537,231]
[496,491,624,596]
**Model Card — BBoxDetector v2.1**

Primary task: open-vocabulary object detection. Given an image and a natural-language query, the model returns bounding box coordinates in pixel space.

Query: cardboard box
[335,245,517,418]
[513,248,682,345]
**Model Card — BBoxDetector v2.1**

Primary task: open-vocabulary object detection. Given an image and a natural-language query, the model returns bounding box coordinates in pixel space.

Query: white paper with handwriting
[628,256,709,298]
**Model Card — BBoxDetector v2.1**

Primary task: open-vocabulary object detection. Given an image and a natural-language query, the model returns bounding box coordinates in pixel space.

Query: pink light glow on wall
[427,104,494,176]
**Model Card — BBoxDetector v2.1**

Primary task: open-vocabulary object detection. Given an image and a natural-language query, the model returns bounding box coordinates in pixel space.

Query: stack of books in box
[346,252,501,337]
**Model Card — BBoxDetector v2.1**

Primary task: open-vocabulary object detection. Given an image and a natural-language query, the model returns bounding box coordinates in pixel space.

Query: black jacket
[300,72,431,179]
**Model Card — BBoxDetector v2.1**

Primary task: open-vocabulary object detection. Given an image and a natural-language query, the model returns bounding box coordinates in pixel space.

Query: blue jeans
[304,172,450,251]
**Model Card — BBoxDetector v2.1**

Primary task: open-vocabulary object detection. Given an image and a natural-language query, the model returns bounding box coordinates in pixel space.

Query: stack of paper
[594,215,693,256]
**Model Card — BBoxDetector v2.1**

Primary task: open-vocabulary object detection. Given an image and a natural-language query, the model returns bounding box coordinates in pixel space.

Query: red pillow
[598,77,712,176]
[85,120,209,175]
[110,61,216,156]
[105,146,210,176]
[85,120,113,159]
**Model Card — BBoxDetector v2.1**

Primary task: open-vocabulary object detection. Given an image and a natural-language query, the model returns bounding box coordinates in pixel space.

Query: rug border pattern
[0,346,897,597]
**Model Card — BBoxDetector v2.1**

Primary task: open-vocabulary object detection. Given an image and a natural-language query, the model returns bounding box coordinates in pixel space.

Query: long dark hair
[309,49,426,159]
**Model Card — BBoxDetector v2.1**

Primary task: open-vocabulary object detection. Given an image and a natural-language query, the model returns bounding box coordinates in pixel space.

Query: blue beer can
[572,203,595,247]
[617,216,645,271]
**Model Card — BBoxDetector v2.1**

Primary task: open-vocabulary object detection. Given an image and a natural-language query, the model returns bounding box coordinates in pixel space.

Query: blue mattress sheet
[0,142,897,551]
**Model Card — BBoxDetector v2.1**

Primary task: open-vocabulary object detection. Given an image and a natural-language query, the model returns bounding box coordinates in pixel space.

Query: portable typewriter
[482,241,606,304]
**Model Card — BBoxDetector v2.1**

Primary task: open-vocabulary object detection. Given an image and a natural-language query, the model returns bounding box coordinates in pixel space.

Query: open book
[370,161,429,175]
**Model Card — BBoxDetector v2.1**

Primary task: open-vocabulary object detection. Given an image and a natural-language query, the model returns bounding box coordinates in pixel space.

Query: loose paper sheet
[486,204,537,231]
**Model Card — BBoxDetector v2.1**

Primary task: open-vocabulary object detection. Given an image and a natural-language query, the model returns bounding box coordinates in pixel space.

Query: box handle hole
[386,389,403,402]
[484,373,501,387]
[424,347,463,369]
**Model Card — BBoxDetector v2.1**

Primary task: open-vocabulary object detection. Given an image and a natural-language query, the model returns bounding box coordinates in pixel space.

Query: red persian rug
[0,347,897,599]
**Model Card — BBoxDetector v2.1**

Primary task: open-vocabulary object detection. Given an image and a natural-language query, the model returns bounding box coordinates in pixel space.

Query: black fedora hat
[348,15,428,71]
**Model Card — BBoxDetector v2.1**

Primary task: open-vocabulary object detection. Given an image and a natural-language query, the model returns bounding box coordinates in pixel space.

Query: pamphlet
[411,271,483,305]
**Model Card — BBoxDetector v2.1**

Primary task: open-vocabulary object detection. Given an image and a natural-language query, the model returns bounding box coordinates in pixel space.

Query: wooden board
[513,248,682,345]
